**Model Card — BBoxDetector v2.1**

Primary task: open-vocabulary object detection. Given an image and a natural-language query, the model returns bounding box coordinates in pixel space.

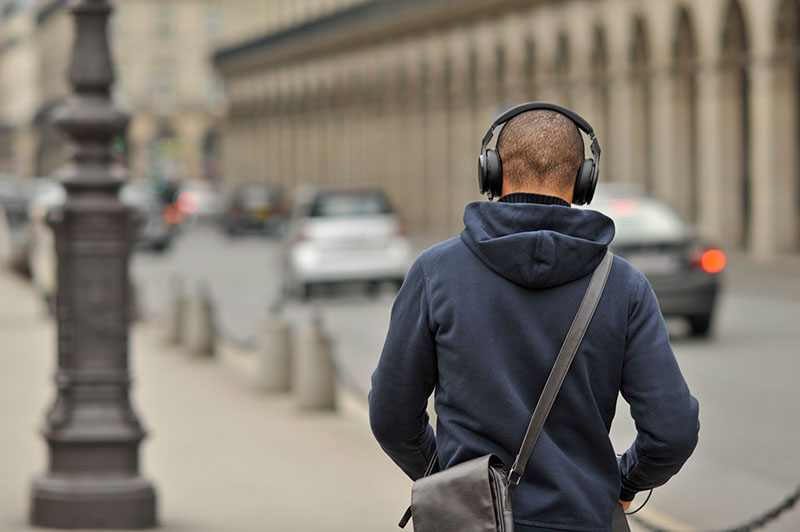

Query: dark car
[588,190,725,337]
[120,181,175,252]
[225,184,285,236]
[0,177,37,273]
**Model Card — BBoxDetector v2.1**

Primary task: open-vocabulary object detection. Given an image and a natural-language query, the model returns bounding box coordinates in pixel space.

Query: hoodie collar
[498,193,571,207]
[460,201,615,289]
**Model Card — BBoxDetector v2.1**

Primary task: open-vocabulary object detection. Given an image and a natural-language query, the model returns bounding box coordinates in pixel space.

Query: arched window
[591,26,610,163]
[468,48,479,103]
[524,38,536,99]
[554,32,571,106]
[719,0,751,248]
[673,8,699,222]
[495,45,506,103]
[774,0,800,250]
[630,17,652,191]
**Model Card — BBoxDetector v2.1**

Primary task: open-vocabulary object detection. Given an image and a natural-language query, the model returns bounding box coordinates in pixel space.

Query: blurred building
[0,0,233,182]
[214,0,800,258]
[0,0,38,177]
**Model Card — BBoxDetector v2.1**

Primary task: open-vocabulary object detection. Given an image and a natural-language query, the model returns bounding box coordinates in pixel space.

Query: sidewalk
[0,269,658,532]
[0,270,411,532]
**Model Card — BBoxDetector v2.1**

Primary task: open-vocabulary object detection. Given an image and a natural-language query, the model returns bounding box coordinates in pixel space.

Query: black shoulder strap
[507,250,613,486]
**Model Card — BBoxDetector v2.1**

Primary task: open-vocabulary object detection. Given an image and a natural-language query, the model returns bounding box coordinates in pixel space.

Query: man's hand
[618,499,632,511]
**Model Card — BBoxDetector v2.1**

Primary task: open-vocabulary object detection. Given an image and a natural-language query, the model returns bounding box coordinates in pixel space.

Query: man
[369,108,699,531]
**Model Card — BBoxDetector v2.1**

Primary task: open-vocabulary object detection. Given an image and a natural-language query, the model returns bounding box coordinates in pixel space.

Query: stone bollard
[185,283,216,357]
[164,278,185,344]
[256,304,293,392]
[293,310,336,411]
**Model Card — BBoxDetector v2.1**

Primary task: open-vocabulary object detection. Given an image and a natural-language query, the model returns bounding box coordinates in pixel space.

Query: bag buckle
[507,470,522,486]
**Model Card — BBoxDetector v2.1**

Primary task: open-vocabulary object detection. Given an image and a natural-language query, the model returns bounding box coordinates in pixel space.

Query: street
[131,226,800,531]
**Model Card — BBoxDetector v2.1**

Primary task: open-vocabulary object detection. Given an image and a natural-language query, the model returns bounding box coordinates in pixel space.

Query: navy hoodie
[369,197,699,532]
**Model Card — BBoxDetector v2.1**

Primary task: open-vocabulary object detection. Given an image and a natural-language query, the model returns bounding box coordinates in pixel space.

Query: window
[150,64,175,103]
[206,5,222,39]
[155,4,173,39]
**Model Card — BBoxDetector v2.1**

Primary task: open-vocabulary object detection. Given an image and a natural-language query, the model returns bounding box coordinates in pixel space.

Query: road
[132,226,800,531]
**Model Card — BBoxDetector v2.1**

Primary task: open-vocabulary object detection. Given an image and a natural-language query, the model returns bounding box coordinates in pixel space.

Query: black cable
[625,488,653,515]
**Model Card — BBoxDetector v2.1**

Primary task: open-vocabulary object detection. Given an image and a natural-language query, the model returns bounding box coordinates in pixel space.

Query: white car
[283,185,412,299]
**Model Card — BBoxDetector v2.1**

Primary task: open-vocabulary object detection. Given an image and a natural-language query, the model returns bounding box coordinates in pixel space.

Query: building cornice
[213,0,546,74]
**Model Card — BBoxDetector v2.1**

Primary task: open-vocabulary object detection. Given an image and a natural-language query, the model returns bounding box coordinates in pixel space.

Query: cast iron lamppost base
[29,0,157,528]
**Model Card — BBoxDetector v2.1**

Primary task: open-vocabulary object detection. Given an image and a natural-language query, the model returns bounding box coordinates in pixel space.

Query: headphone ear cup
[573,158,597,205]
[483,148,503,199]
[478,153,489,195]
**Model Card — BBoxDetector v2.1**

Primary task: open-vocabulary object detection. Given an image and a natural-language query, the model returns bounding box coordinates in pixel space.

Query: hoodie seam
[417,256,435,332]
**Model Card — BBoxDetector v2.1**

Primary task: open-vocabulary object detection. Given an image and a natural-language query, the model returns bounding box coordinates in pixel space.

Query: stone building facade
[0,0,233,182]
[214,0,800,258]
[0,0,40,178]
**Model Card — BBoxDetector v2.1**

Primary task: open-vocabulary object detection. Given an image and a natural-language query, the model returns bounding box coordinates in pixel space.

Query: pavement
[0,268,413,532]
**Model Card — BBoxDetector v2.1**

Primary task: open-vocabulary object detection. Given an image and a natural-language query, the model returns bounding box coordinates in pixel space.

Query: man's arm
[369,258,438,480]
[618,273,700,501]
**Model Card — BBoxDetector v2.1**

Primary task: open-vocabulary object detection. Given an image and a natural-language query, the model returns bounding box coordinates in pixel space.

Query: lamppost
[29,0,157,528]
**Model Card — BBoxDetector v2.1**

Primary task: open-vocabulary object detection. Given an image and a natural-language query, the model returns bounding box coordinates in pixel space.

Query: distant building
[214,0,800,259]
[0,0,39,177]
[0,0,235,182]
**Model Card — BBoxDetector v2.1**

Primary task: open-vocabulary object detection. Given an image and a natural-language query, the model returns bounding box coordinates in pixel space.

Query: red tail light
[164,203,185,225]
[699,249,726,273]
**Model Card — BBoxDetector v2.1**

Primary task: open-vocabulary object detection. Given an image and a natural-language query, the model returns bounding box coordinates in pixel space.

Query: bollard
[256,304,293,392]
[164,278,185,344]
[293,310,336,410]
[185,283,216,357]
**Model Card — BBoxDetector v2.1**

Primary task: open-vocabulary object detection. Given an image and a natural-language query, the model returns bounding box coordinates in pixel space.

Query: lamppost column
[29,0,157,528]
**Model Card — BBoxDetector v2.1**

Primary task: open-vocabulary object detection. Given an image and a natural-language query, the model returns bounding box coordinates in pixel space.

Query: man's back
[369,198,699,532]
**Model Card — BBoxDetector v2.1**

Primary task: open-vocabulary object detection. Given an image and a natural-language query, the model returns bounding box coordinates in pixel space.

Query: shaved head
[496,110,584,194]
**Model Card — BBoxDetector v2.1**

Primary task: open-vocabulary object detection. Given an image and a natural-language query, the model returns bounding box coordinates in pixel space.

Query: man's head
[496,110,585,201]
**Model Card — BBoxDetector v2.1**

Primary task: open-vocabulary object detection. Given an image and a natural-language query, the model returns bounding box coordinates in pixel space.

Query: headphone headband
[477,101,601,204]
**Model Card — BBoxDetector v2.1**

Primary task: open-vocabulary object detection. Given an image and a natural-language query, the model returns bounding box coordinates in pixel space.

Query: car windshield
[309,191,392,218]
[239,187,279,207]
[594,197,687,243]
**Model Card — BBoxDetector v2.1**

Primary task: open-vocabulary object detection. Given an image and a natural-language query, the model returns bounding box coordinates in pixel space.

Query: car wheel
[367,281,381,297]
[300,283,312,301]
[688,314,713,337]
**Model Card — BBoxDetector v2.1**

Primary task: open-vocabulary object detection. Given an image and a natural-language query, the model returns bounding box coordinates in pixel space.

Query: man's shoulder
[608,253,654,301]
[415,235,469,268]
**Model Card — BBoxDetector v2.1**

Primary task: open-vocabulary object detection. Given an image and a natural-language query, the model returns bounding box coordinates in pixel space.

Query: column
[649,64,675,204]
[695,64,724,242]
[747,59,778,258]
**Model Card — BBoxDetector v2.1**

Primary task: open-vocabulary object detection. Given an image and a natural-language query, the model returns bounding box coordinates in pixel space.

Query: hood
[460,201,615,289]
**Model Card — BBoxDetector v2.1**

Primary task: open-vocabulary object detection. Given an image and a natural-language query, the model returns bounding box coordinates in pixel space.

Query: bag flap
[411,455,504,532]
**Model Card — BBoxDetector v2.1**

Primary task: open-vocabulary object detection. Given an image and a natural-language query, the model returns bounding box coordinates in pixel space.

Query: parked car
[25,179,65,301]
[120,181,175,252]
[173,179,227,225]
[283,185,412,299]
[587,189,725,337]
[225,184,286,236]
[0,178,33,272]
[25,179,175,302]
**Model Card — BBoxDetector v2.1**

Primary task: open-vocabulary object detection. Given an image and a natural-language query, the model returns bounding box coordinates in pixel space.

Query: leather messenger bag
[399,251,615,532]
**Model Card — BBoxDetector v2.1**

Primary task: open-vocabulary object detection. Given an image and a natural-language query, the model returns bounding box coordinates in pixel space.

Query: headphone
[477,102,601,205]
